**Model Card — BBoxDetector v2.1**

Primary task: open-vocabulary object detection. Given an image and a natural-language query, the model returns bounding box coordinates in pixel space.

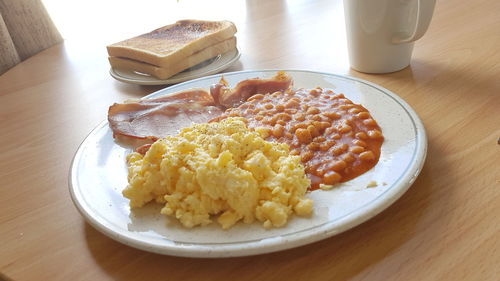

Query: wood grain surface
[0,0,499,280]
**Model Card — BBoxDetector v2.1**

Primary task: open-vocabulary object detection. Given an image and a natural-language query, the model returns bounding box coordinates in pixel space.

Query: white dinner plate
[70,70,427,258]
[109,49,241,85]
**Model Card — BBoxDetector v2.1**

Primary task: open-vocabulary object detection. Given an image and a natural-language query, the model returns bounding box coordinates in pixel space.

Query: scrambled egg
[123,117,313,229]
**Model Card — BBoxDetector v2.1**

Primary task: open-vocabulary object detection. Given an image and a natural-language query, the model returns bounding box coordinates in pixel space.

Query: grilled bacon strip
[108,72,293,145]
[108,88,223,141]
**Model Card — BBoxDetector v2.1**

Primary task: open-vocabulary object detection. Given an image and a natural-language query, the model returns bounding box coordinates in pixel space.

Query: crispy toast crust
[107,20,237,67]
[108,37,237,80]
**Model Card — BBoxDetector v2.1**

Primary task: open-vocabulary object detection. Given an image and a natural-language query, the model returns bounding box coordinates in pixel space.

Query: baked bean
[357,112,370,119]
[330,160,347,172]
[323,111,340,120]
[294,122,308,131]
[314,136,327,143]
[275,104,285,112]
[355,132,368,140]
[332,143,348,156]
[343,153,356,163]
[352,139,367,147]
[276,120,286,126]
[325,140,336,148]
[290,149,300,155]
[349,108,362,114]
[319,122,331,130]
[255,115,264,121]
[309,89,321,97]
[339,104,355,110]
[285,132,294,139]
[295,128,313,144]
[339,125,352,133]
[323,171,342,185]
[311,115,322,121]
[285,108,298,115]
[308,125,320,138]
[277,113,292,121]
[331,133,341,140]
[359,151,375,161]
[350,146,365,154]
[320,141,334,152]
[363,119,377,126]
[325,127,337,135]
[264,103,274,110]
[368,129,383,139]
[306,106,320,115]
[272,124,285,138]
[294,113,306,121]
[308,142,320,151]
[269,116,278,125]
[301,151,314,162]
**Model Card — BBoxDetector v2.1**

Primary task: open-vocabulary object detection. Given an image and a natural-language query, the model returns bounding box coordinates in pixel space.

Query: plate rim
[70,69,427,257]
[109,49,241,85]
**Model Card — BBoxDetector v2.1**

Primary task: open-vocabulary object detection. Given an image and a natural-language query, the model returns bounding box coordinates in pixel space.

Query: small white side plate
[109,49,241,85]
[70,70,427,258]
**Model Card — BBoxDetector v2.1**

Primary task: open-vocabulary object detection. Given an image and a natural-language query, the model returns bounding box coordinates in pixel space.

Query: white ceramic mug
[343,0,435,73]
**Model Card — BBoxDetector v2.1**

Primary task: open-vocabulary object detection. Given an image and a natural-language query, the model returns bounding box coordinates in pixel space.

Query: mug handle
[393,0,436,44]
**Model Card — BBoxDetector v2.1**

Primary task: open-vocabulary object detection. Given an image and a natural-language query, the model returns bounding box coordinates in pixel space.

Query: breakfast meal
[123,118,312,229]
[107,20,237,79]
[109,71,384,229]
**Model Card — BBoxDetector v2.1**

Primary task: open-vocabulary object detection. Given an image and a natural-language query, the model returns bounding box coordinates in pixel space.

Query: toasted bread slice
[109,37,237,80]
[107,20,237,67]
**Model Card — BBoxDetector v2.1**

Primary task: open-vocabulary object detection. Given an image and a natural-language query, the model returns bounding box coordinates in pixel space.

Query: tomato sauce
[217,87,384,190]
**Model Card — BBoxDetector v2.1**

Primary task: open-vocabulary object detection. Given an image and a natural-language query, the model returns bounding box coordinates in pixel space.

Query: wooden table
[1,0,499,280]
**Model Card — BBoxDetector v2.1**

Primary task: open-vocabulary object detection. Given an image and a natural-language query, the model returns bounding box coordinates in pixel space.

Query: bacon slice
[108,88,223,142]
[210,71,292,108]
[108,72,294,146]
